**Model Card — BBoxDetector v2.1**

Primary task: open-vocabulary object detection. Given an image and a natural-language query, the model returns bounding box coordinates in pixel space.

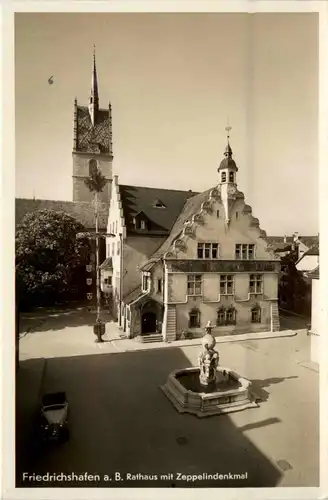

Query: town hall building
[107,131,281,340]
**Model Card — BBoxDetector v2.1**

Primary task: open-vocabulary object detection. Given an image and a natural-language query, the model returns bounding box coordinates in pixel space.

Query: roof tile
[119,184,198,234]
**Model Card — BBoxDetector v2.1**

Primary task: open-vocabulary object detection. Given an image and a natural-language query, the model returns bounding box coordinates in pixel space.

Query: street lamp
[77,231,115,342]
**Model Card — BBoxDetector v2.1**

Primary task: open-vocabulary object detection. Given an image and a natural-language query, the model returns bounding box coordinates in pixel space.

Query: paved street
[16,310,319,489]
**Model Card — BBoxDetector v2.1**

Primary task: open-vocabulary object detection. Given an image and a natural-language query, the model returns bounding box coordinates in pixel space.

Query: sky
[15,12,318,235]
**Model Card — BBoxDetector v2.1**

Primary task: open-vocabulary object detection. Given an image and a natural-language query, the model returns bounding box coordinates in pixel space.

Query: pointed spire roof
[217,125,238,172]
[224,125,233,157]
[90,45,99,110]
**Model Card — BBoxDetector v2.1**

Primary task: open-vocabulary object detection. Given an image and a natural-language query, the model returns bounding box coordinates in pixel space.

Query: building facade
[106,176,196,324]
[309,267,321,364]
[109,134,281,340]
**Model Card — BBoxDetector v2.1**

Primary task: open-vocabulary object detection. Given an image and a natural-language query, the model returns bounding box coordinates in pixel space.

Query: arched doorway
[142,311,157,334]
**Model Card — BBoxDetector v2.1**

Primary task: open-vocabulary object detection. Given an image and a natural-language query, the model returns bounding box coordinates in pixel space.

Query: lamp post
[77,230,115,342]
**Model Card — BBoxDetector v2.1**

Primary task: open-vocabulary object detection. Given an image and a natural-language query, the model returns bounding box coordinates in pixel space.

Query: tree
[279,249,311,315]
[16,209,91,309]
[84,164,108,324]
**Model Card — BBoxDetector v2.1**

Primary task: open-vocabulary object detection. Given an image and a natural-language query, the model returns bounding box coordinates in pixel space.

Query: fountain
[161,322,258,417]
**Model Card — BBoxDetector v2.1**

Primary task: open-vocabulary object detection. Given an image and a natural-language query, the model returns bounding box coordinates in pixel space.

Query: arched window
[226,306,236,325]
[89,159,98,176]
[229,171,234,183]
[216,306,226,326]
[221,172,226,183]
[251,305,261,323]
[216,306,237,326]
[189,308,201,328]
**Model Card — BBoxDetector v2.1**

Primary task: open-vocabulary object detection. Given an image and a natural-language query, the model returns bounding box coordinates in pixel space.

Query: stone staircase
[271,301,280,332]
[165,305,177,342]
[136,333,163,344]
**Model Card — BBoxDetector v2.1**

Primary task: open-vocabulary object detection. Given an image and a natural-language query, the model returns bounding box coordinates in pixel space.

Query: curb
[107,330,298,353]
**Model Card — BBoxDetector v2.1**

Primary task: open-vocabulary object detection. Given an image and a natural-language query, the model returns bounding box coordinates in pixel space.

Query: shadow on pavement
[16,347,283,489]
[279,310,310,331]
[238,417,282,432]
[250,376,298,402]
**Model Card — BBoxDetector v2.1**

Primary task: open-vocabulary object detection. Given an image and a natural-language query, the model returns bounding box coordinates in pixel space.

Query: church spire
[224,125,233,157]
[89,45,99,126]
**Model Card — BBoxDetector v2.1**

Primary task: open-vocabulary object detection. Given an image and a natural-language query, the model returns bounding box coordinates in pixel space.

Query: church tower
[72,46,113,204]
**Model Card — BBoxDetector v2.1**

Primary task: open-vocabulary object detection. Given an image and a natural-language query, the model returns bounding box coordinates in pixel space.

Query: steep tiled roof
[15,198,109,230]
[267,235,319,251]
[123,286,143,304]
[304,244,319,256]
[119,185,198,234]
[76,106,111,154]
[148,188,213,261]
[99,257,113,270]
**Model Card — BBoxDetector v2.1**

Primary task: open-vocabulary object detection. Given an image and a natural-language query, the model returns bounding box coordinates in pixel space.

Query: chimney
[283,235,287,244]
[293,232,299,242]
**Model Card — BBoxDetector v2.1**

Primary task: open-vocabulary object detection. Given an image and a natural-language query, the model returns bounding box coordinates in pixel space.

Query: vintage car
[39,392,69,442]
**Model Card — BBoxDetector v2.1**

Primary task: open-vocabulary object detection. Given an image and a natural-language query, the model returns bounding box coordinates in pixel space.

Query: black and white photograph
[2,1,328,499]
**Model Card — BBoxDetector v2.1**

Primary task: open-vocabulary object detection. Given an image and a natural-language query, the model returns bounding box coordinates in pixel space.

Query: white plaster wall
[168,272,277,303]
[174,198,276,261]
[296,255,319,272]
[123,235,166,297]
[106,176,125,300]
[311,278,322,364]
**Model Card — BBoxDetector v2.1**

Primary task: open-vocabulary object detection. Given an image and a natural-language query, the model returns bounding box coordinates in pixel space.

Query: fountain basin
[161,367,258,417]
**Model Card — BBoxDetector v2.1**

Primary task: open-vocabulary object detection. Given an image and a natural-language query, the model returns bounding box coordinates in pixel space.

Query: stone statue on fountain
[198,321,219,388]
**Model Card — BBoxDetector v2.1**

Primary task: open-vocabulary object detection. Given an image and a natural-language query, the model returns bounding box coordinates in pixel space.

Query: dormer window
[133,211,149,230]
[153,199,166,209]
[221,172,226,183]
[229,172,234,183]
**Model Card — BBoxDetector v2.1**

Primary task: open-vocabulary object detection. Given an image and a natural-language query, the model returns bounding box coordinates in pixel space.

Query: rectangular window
[221,172,226,183]
[117,242,120,255]
[112,243,114,255]
[187,275,202,295]
[156,278,162,294]
[249,274,263,294]
[197,243,219,259]
[220,275,234,295]
[107,244,111,256]
[235,244,255,260]
[115,221,118,234]
[236,212,239,219]
[216,210,220,218]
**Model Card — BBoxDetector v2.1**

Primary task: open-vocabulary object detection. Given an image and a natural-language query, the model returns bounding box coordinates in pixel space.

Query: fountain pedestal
[161,367,257,417]
[161,326,258,417]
